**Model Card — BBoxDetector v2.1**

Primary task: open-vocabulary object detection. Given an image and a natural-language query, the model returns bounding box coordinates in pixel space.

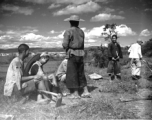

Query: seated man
[29,52,58,102]
[4,44,41,103]
[56,57,70,96]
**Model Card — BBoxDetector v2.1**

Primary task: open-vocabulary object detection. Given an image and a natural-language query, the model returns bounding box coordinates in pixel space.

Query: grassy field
[0,56,152,119]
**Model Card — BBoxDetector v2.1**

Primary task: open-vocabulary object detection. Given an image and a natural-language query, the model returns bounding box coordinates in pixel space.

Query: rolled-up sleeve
[138,46,142,58]
[108,43,112,59]
[13,61,22,90]
[62,31,70,50]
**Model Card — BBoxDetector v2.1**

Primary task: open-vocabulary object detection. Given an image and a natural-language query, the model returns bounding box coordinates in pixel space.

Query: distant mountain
[0,46,102,53]
[0,47,64,53]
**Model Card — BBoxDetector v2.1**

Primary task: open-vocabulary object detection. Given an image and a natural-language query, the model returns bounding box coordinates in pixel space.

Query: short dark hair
[18,44,29,54]
[69,20,79,27]
[111,35,117,39]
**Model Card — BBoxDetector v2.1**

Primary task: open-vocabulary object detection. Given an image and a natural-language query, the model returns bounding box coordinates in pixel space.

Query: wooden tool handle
[38,90,59,97]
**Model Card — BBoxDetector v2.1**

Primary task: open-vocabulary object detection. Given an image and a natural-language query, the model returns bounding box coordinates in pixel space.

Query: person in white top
[128,39,143,80]
[4,44,41,103]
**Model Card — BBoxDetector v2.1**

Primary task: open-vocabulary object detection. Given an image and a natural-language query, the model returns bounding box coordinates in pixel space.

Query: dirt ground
[0,60,152,120]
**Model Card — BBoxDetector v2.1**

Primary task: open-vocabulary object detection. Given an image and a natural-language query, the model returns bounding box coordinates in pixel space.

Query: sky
[0,0,152,49]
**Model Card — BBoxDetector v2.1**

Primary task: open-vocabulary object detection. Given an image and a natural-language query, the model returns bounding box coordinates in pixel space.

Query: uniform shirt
[56,59,67,80]
[62,27,85,57]
[4,57,23,96]
[128,43,142,58]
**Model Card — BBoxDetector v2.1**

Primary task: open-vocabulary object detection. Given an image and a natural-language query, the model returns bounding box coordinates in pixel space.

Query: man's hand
[112,57,115,61]
[34,75,42,80]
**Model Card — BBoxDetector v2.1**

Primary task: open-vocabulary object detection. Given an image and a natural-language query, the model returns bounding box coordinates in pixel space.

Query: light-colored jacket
[56,59,67,80]
[62,27,85,58]
[128,43,142,58]
[4,57,23,96]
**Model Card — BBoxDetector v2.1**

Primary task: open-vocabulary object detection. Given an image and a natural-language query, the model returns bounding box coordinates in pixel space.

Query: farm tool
[142,59,152,79]
[38,90,62,107]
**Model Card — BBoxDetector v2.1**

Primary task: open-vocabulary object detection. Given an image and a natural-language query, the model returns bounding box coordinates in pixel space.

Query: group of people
[3,15,91,105]
[3,15,143,105]
[107,34,143,81]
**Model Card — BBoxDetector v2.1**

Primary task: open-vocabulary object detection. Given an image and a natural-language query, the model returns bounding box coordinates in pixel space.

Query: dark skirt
[66,55,87,89]
[107,60,121,75]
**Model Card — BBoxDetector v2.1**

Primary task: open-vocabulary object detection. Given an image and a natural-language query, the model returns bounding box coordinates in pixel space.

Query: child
[25,52,57,104]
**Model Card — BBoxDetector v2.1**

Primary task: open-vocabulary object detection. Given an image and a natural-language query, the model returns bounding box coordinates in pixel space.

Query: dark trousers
[107,60,121,76]
[66,55,87,89]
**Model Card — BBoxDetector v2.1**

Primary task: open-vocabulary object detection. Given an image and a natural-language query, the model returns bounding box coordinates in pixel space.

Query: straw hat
[64,15,85,21]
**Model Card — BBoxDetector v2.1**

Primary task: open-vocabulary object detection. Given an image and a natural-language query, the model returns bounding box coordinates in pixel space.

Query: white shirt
[4,57,23,96]
[128,43,142,59]
[56,59,67,79]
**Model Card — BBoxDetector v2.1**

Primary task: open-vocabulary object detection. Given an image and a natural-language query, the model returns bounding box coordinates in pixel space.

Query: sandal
[62,92,70,97]
[81,93,91,98]
[68,94,81,99]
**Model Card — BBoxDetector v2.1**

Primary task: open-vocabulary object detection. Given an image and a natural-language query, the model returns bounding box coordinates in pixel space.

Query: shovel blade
[55,97,62,107]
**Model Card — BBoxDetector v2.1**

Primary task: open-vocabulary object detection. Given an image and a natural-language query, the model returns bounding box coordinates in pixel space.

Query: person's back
[128,43,142,59]
[63,27,84,50]
[56,58,67,81]
[4,57,23,96]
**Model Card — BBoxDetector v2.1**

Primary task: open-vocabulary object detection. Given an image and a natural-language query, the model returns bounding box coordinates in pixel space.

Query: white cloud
[144,8,152,12]
[84,26,105,39]
[119,11,124,14]
[0,30,4,34]
[94,0,110,3]
[140,29,152,36]
[48,4,61,9]
[53,1,101,16]
[116,24,136,36]
[84,24,136,40]
[23,0,51,4]
[51,31,64,39]
[2,4,34,15]
[55,0,90,5]
[103,8,115,13]
[20,33,50,41]
[49,30,63,34]
[91,13,125,22]
[24,0,94,5]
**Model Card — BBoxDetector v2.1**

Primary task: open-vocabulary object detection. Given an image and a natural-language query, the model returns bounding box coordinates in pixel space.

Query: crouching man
[56,57,70,96]
[4,44,46,104]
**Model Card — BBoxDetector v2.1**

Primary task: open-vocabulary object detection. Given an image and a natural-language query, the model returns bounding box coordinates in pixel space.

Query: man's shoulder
[11,57,20,64]
[108,42,112,46]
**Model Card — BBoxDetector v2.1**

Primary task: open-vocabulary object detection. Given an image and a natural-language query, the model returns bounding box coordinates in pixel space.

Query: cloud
[119,11,124,14]
[20,33,50,41]
[91,13,125,22]
[48,4,61,9]
[144,8,152,12]
[94,0,110,3]
[53,1,101,16]
[23,0,51,4]
[2,4,34,15]
[140,29,152,36]
[116,24,136,36]
[49,30,63,34]
[23,0,98,5]
[84,24,136,39]
[103,8,115,13]
[84,26,105,39]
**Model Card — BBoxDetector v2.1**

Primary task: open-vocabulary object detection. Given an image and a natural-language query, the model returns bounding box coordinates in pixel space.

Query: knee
[38,81,46,90]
